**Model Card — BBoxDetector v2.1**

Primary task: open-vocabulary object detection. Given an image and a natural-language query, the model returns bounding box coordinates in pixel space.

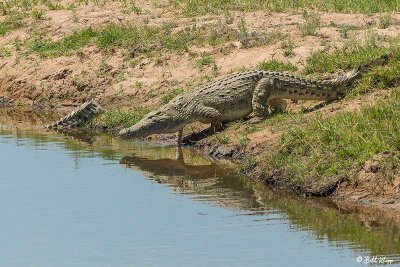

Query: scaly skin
[45,100,105,129]
[119,55,388,144]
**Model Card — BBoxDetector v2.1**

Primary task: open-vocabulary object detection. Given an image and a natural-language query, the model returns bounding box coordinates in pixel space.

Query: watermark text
[357,256,394,265]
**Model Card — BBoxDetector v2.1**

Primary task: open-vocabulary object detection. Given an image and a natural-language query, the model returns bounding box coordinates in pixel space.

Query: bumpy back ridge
[45,100,105,129]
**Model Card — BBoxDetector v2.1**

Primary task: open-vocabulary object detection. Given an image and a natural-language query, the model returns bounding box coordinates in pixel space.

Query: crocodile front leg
[194,104,222,131]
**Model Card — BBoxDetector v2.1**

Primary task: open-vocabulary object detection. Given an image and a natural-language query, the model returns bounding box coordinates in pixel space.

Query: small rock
[0,96,12,107]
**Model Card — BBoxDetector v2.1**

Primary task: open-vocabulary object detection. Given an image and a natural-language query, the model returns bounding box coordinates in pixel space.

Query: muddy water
[1,119,400,266]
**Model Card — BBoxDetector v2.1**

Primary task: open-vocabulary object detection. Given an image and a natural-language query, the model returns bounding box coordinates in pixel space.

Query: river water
[0,115,400,266]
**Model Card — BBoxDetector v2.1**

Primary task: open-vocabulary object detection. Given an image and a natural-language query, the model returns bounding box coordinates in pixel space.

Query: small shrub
[132,81,144,90]
[238,156,256,174]
[378,14,392,29]
[244,125,257,134]
[335,24,358,39]
[299,10,321,36]
[281,40,294,57]
[31,9,44,20]
[224,10,234,24]
[237,17,250,46]
[238,137,249,147]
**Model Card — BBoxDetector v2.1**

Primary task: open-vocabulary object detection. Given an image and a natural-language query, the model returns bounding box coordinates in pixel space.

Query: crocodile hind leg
[248,77,275,123]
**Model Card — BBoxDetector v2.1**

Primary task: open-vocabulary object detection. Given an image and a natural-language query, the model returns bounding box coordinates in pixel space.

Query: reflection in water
[120,144,400,258]
[0,108,59,127]
[1,111,400,266]
[120,147,262,210]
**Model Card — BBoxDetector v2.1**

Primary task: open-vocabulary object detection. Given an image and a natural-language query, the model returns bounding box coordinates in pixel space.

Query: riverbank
[1,1,399,212]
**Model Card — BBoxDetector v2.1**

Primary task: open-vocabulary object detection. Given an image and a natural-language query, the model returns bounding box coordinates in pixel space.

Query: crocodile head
[119,106,187,139]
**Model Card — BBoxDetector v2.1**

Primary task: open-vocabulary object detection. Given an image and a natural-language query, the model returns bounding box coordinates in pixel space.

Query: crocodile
[119,55,388,144]
[46,55,387,143]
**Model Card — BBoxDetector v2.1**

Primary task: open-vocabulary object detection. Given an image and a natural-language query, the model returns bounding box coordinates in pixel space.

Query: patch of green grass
[29,27,97,57]
[258,59,298,72]
[0,47,11,57]
[303,35,388,75]
[0,0,64,14]
[27,21,278,58]
[263,112,303,133]
[94,24,142,50]
[1,1,32,14]
[0,12,25,35]
[352,56,400,95]
[169,0,400,15]
[194,54,215,68]
[28,23,237,58]
[212,132,231,144]
[161,87,184,104]
[264,88,400,186]
[93,108,150,129]
[95,24,210,54]
[299,10,321,36]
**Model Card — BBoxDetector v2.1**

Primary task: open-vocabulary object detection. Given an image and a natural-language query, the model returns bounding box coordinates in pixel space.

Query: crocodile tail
[327,53,389,89]
[45,99,105,129]
[358,53,389,73]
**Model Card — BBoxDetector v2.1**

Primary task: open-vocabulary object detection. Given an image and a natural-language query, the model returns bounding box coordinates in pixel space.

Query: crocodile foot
[246,116,265,124]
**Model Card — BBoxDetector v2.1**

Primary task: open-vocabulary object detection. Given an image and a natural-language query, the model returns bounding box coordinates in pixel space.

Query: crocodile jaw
[119,108,186,139]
